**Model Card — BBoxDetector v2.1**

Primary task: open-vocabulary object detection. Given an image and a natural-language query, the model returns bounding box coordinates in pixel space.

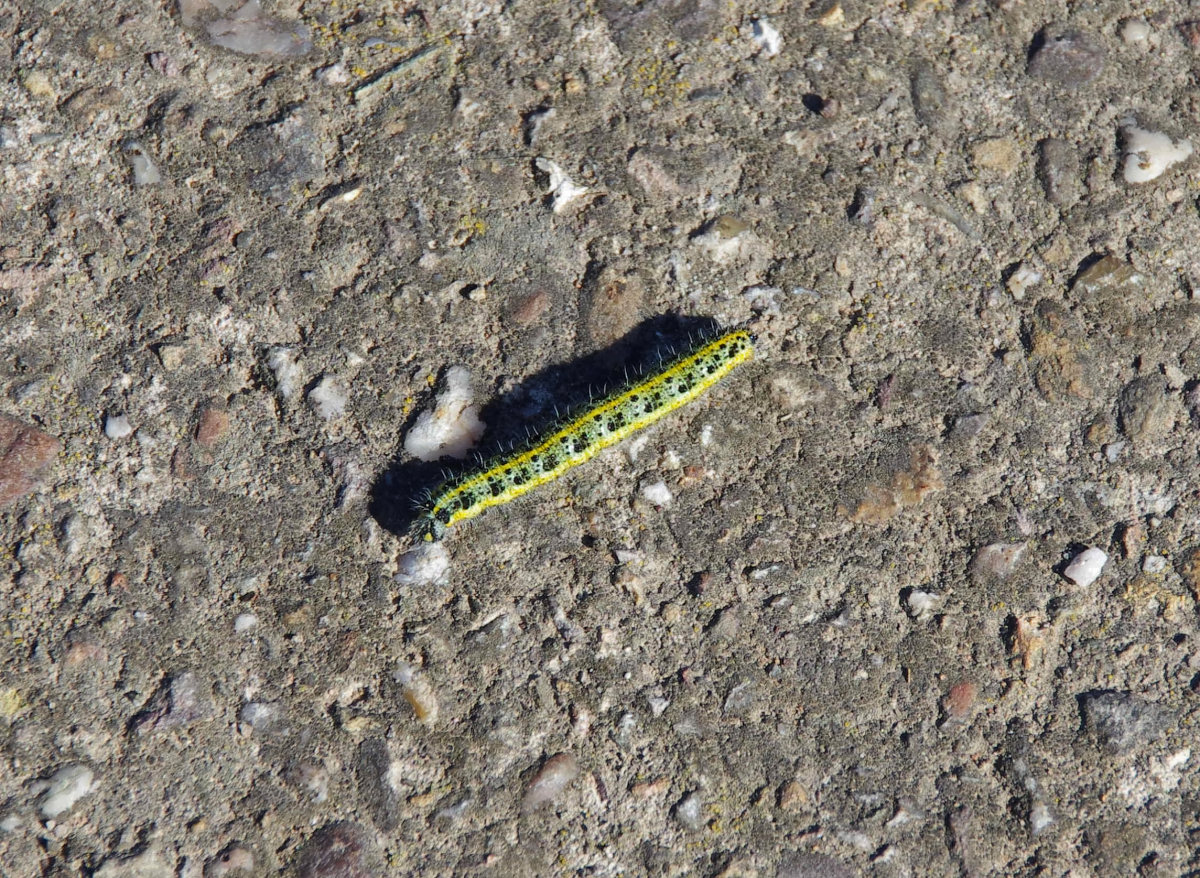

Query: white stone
[39,765,95,818]
[1030,800,1056,836]
[535,157,591,214]
[266,347,303,400]
[403,366,485,461]
[640,480,673,508]
[905,589,941,620]
[1141,554,1167,574]
[394,542,450,586]
[1063,546,1108,586]
[104,414,134,439]
[1006,264,1042,300]
[233,612,258,634]
[0,814,23,831]
[123,142,161,186]
[1122,125,1193,184]
[752,19,783,57]
[307,374,348,420]
[1120,18,1150,43]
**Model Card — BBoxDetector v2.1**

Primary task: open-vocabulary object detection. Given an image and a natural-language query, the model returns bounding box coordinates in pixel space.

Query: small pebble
[394,663,439,725]
[195,406,230,447]
[94,848,173,878]
[308,375,348,420]
[1121,18,1151,43]
[1074,254,1144,293]
[105,413,134,440]
[752,19,782,57]
[970,542,1026,582]
[123,141,161,186]
[723,680,756,714]
[707,604,740,640]
[295,762,330,803]
[147,52,179,76]
[38,764,96,818]
[157,344,186,371]
[1142,555,1167,574]
[1122,125,1193,183]
[1081,691,1173,754]
[266,347,304,400]
[1030,800,1056,836]
[206,4,312,57]
[206,845,254,877]
[1118,376,1173,444]
[293,822,374,878]
[535,157,590,214]
[240,701,287,736]
[0,815,22,831]
[778,853,854,878]
[522,752,579,812]
[911,65,952,135]
[1027,29,1106,88]
[1006,264,1042,300]
[394,542,450,586]
[1037,138,1081,206]
[904,589,941,620]
[778,781,808,811]
[949,412,990,440]
[314,63,351,86]
[673,791,704,831]
[233,613,258,634]
[403,366,485,461]
[942,680,977,722]
[640,480,673,508]
[0,415,61,508]
[970,138,1020,175]
[1063,546,1107,586]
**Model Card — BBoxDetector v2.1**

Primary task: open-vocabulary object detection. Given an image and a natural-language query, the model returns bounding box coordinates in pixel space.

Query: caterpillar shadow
[368,313,724,541]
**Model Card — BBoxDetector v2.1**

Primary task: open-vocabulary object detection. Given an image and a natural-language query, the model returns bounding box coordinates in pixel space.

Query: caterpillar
[413,327,756,542]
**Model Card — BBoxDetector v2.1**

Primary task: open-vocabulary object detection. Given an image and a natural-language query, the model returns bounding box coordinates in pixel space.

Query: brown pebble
[778,780,809,811]
[971,138,1021,175]
[848,444,944,524]
[0,415,61,508]
[293,822,374,878]
[943,681,977,722]
[1027,299,1095,400]
[630,777,670,798]
[504,289,551,326]
[195,406,230,447]
[1010,616,1045,669]
[171,445,195,480]
[61,85,122,128]
[522,752,579,812]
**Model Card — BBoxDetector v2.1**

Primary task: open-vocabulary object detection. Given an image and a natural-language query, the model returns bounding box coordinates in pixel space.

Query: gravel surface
[1,1,1199,875]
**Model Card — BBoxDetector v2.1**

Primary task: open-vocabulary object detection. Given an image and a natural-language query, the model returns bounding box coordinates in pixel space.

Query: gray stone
[1028,29,1106,88]
[1082,691,1174,754]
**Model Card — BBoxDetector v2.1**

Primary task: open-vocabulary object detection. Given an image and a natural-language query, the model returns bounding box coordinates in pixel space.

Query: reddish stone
[195,406,230,447]
[943,680,978,721]
[0,415,60,508]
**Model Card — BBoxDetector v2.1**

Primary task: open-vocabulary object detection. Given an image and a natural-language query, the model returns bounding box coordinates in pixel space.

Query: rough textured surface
[1,1,1199,876]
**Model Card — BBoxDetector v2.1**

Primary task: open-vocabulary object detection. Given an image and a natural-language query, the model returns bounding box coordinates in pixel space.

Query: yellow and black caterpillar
[414,327,755,542]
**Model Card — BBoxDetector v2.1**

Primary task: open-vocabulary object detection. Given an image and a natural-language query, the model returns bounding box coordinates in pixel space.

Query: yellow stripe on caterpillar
[414,327,755,542]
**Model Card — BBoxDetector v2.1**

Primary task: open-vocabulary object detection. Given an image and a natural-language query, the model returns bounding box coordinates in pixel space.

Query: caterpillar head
[411,509,450,543]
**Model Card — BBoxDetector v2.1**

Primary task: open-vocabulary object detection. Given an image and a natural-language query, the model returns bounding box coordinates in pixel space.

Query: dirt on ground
[1,1,1199,876]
